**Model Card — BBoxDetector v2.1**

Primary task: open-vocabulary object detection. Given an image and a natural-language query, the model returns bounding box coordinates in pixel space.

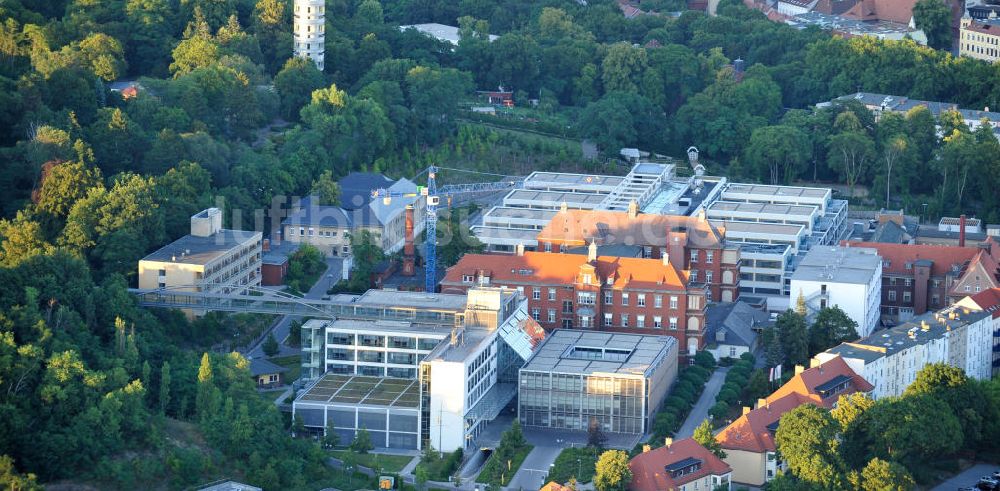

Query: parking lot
[931,464,998,490]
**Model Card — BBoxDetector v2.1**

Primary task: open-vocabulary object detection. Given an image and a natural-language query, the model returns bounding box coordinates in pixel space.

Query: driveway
[931,463,998,490]
[675,366,729,439]
[245,257,344,360]
[505,445,562,491]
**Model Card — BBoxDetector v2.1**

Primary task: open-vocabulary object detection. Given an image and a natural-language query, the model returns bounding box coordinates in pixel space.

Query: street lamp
[577,458,581,480]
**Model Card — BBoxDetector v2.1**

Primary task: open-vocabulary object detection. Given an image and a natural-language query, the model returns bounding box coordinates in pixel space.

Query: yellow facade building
[138,208,262,295]
[960,16,1000,63]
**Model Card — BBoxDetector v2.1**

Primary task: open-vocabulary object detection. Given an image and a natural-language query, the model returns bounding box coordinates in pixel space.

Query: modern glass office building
[518,330,678,435]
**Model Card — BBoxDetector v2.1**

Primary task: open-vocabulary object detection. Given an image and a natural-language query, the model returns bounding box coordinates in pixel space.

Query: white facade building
[293,288,543,452]
[815,306,993,399]
[790,246,882,337]
[293,0,325,70]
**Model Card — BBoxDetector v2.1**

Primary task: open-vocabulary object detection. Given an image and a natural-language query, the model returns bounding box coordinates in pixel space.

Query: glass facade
[519,371,646,434]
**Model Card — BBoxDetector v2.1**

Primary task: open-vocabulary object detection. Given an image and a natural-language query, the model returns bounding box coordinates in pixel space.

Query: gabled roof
[871,220,908,244]
[282,196,353,229]
[539,483,574,491]
[966,288,1000,319]
[537,209,724,250]
[441,252,688,291]
[841,240,979,277]
[765,356,873,408]
[717,358,872,453]
[339,172,394,210]
[629,438,732,491]
[841,0,917,25]
[249,358,288,377]
[367,177,419,227]
[705,302,769,348]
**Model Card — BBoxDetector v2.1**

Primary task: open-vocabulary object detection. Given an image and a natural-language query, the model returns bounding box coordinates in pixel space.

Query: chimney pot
[742,406,751,416]
[794,365,805,375]
[662,253,670,266]
[757,398,767,409]
[810,358,821,368]
[960,214,967,247]
[664,437,673,448]
[516,243,525,256]
[642,444,651,453]
[628,200,638,219]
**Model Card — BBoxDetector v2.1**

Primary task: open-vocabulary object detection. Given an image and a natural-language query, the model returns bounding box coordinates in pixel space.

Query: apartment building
[790,246,883,337]
[293,287,545,452]
[815,305,993,399]
[955,287,1000,375]
[716,357,872,486]
[440,246,709,355]
[961,16,1000,63]
[535,207,740,302]
[518,330,678,435]
[138,208,262,295]
[630,438,733,491]
[824,92,1000,137]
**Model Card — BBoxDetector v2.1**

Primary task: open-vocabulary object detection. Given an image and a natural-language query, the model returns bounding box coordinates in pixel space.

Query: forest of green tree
[0,0,1000,487]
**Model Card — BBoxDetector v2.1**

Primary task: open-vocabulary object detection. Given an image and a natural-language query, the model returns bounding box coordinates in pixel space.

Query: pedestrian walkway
[506,446,562,490]
[675,366,729,439]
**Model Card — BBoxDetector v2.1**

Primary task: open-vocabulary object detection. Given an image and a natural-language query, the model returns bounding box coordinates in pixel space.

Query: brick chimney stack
[402,205,415,276]
[959,214,966,247]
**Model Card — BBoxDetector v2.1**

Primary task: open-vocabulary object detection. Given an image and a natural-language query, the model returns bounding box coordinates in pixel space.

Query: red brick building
[535,208,740,303]
[440,246,709,356]
[842,238,1000,323]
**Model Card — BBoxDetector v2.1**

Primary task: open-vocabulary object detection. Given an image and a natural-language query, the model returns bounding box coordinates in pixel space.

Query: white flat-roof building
[293,0,325,70]
[790,246,883,337]
[294,288,544,452]
[815,306,993,399]
[399,23,499,45]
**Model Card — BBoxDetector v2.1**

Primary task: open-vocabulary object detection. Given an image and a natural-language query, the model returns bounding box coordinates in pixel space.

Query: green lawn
[270,355,301,383]
[476,445,534,486]
[546,447,600,484]
[329,450,413,473]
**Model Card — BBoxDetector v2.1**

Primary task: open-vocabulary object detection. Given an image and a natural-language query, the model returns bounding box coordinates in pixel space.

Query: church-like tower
[293,0,325,70]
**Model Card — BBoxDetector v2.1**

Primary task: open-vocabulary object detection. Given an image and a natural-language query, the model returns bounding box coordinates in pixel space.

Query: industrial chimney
[959,214,966,247]
[402,205,416,276]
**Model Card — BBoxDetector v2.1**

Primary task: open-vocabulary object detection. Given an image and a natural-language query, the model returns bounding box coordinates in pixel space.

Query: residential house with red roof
[536,208,740,303]
[841,238,1000,323]
[440,245,709,356]
[953,287,1000,376]
[715,357,872,486]
[630,438,733,491]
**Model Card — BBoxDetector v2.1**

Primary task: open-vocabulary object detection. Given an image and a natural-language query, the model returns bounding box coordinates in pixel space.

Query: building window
[670,296,678,309]
[636,315,646,328]
[669,317,678,330]
[562,319,573,329]
[562,300,574,314]
[548,309,556,323]
[604,291,613,305]
[637,294,646,307]
[579,316,592,328]
[654,295,663,308]
[577,292,596,305]
[462,275,474,283]
[730,347,737,357]
[548,288,556,301]
[299,227,305,236]
[888,290,897,301]
[308,228,314,236]
[706,251,714,263]
[531,308,540,321]
[889,277,896,286]
[691,250,699,263]
[904,278,912,287]
[903,291,911,303]
[643,246,652,258]
[544,242,552,252]
[621,314,629,328]
[653,316,662,328]
[604,313,613,327]
[705,271,713,283]
[622,293,629,306]
[532,288,541,300]
[931,294,940,306]
[690,270,698,282]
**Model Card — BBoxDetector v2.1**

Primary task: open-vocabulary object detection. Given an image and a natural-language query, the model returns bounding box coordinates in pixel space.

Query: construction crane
[371,165,524,292]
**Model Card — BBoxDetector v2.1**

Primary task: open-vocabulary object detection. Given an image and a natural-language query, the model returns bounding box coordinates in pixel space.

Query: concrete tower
[293,0,325,70]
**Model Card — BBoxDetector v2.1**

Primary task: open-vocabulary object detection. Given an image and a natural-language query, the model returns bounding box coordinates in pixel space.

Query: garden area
[477,421,533,486]
[329,450,412,474]
[285,244,327,294]
[546,447,599,485]
[413,447,464,483]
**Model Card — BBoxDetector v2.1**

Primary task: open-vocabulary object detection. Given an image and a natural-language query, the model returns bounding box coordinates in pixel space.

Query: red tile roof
[629,438,732,491]
[967,288,1000,318]
[442,251,688,291]
[716,357,872,453]
[539,483,574,491]
[841,241,979,277]
[537,209,724,250]
[842,0,917,24]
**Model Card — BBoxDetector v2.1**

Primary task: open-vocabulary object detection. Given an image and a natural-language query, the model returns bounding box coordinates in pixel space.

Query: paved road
[245,256,344,359]
[506,446,562,491]
[675,366,730,439]
[931,463,997,490]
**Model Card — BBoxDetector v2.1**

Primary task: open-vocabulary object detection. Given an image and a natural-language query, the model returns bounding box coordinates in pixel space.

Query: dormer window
[666,458,703,479]
[582,273,592,284]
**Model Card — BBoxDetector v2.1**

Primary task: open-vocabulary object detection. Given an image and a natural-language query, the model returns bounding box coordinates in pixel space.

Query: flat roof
[791,246,881,284]
[830,308,991,361]
[707,201,817,218]
[723,183,829,199]
[399,23,498,44]
[505,189,607,207]
[141,229,260,265]
[471,226,541,243]
[326,318,455,336]
[296,374,420,408]
[483,207,559,221]
[354,289,468,311]
[712,220,805,236]
[520,329,675,378]
[525,172,624,188]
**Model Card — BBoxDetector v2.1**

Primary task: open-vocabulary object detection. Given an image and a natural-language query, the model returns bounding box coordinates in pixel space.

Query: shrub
[673,387,695,405]
[718,388,739,406]
[721,382,741,396]
[652,412,676,437]
[694,351,717,369]
[709,402,730,420]
[664,397,687,413]
[686,365,711,381]
[674,379,695,396]
[739,352,756,364]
